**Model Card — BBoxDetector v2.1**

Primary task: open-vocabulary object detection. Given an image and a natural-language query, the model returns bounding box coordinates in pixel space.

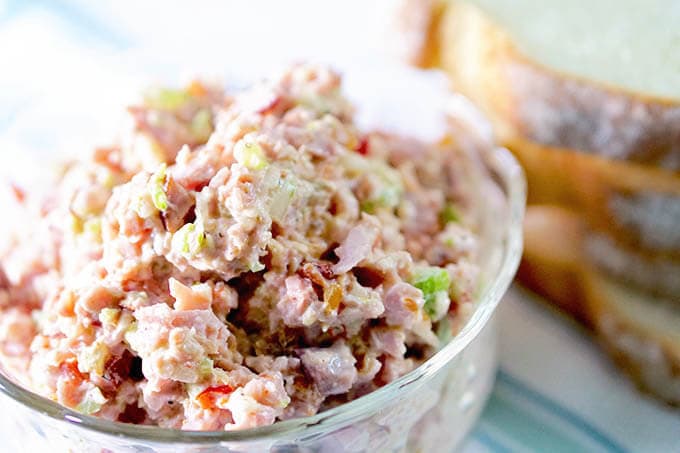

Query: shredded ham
[333,220,379,274]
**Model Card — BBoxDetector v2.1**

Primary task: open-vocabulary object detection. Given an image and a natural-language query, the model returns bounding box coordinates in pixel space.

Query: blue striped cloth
[0,2,677,451]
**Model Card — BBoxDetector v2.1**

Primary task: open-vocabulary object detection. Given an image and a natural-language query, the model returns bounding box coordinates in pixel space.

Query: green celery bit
[198,357,214,377]
[440,203,461,224]
[76,387,107,415]
[234,140,268,170]
[411,267,451,318]
[359,159,403,213]
[190,109,213,142]
[436,320,453,345]
[173,223,207,256]
[269,178,297,221]
[148,163,168,211]
[361,185,402,213]
[144,88,190,110]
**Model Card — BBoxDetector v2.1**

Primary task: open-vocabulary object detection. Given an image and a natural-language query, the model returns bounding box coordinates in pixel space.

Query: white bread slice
[583,271,680,406]
[518,205,591,324]
[521,205,680,405]
[426,0,680,170]
[505,137,680,258]
[585,233,680,300]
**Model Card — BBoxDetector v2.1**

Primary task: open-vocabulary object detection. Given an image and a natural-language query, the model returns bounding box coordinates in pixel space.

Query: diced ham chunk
[224,372,290,430]
[383,282,423,329]
[162,176,194,233]
[170,278,212,311]
[333,220,379,274]
[126,303,237,384]
[278,275,322,327]
[300,341,358,396]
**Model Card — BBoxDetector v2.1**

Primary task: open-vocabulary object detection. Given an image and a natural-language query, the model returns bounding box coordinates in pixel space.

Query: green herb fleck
[411,267,451,319]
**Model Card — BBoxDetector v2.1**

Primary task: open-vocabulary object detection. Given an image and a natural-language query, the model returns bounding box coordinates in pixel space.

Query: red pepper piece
[196,385,235,409]
[355,137,370,155]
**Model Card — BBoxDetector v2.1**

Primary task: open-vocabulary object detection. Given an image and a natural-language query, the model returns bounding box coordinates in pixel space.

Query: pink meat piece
[224,372,289,430]
[245,355,301,374]
[0,308,36,358]
[182,406,233,431]
[370,327,407,358]
[0,267,9,309]
[141,376,184,422]
[162,176,194,233]
[277,275,321,327]
[333,221,379,275]
[129,304,237,383]
[383,282,423,329]
[75,285,123,318]
[244,355,324,421]
[300,341,358,396]
[172,147,226,191]
[211,281,239,320]
[381,357,416,383]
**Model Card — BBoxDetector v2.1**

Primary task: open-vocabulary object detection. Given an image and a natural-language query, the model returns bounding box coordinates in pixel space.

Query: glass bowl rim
[0,145,526,444]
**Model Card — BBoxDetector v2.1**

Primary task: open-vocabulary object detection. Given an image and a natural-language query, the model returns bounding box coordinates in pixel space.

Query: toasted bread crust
[399,0,447,68]
[433,1,680,170]
[518,206,591,324]
[425,0,680,256]
[505,137,680,259]
[522,206,680,406]
[583,272,680,406]
[585,233,680,300]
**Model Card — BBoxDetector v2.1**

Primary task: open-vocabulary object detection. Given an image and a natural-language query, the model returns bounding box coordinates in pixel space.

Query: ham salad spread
[0,65,482,431]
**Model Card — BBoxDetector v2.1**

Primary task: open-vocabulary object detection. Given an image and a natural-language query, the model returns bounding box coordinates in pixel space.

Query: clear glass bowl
[0,144,525,453]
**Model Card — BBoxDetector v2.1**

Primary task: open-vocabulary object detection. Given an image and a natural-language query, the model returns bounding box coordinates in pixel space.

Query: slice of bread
[505,137,680,258]
[566,143,680,259]
[518,205,590,325]
[424,0,680,170]
[585,233,680,300]
[583,272,680,406]
[520,205,680,405]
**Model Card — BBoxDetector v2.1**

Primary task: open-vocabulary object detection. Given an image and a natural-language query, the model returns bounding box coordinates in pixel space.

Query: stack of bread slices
[408,0,680,405]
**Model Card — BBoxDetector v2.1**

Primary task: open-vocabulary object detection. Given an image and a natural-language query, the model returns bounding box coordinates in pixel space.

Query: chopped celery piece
[172,223,207,256]
[199,357,214,377]
[76,387,107,415]
[83,218,102,241]
[144,88,190,110]
[78,341,109,376]
[190,109,213,142]
[269,178,297,221]
[361,186,402,213]
[297,93,332,115]
[99,308,120,327]
[440,203,461,224]
[123,322,139,349]
[357,159,403,213]
[70,214,84,235]
[411,267,451,319]
[436,320,453,345]
[412,267,450,296]
[122,291,149,309]
[134,194,156,219]
[148,164,168,211]
[427,291,451,322]
[234,140,268,170]
[97,169,116,190]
